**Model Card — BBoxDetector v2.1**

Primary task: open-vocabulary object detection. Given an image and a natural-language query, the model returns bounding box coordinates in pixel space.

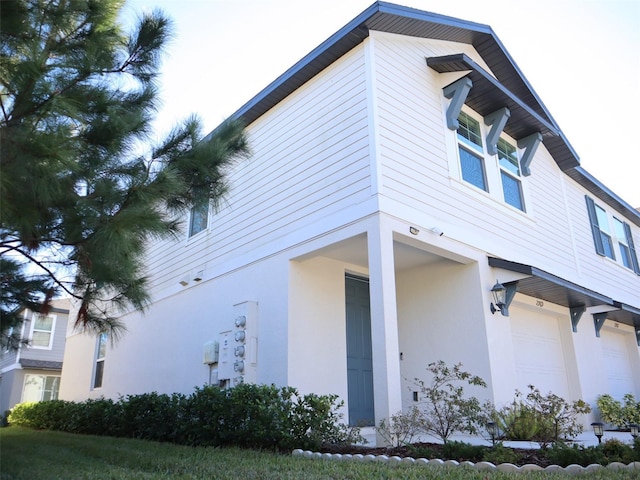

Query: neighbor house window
[22,375,60,402]
[189,202,209,237]
[457,112,487,191]
[93,332,108,389]
[497,138,525,211]
[586,196,640,273]
[29,313,56,349]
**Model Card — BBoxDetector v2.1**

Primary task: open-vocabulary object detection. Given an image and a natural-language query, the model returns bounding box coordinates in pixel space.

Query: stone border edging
[291,449,640,474]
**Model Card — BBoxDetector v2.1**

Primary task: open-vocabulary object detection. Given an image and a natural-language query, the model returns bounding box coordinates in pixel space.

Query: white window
[93,333,108,389]
[497,138,525,212]
[456,111,488,192]
[29,313,56,349]
[454,110,529,212]
[188,202,209,237]
[614,217,635,269]
[22,375,60,402]
[586,196,640,273]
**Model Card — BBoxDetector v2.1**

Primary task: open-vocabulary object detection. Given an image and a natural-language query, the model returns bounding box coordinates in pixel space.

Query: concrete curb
[291,449,640,474]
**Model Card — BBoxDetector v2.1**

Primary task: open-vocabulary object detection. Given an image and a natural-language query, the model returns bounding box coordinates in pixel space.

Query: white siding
[564,176,640,306]
[370,31,639,304]
[144,45,373,298]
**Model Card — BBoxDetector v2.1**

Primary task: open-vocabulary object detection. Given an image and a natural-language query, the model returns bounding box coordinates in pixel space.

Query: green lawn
[0,427,637,479]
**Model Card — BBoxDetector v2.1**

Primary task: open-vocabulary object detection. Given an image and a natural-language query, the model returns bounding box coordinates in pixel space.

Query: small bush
[413,361,487,444]
[375,407,422,447]
[481,386,590,446]
[600,438,635,464]
[482,443,520,465]
[546,442,606,467]
[597,393,640,428]
[407,444,438,459]
[442,440,486,462]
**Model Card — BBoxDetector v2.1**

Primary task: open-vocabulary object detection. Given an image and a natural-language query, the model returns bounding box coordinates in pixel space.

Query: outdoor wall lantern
[591,422,604,444]
[490,281,507,315]
[629,424,639,439]
[487,421,498,447]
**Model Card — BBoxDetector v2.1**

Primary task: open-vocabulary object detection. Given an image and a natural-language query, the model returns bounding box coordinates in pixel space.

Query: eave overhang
[232,1,556,131]
[19,359,63,371]
[489,257,640,330]
[427,54,558,139]
[220,1,639,227]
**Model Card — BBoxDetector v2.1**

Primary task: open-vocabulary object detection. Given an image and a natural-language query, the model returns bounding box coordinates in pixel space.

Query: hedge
[7,383,361,451]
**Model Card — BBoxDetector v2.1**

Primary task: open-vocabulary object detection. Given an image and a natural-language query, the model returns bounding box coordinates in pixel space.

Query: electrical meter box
[202,341,219,365]
[217,331,233,380]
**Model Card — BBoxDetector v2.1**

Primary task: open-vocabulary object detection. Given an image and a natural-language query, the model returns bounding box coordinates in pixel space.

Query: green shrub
[291,392,359,450]
[407,444,438,459]
[481,386,590,446]
[375,407,422,447]
[442,440,486,462]
[178,385,227,446]
[482,443,520,465]
[546,442,606,467]
[7,384,358,452]
[117,392,185,442]
[413,361,487,444]
[600,438,635,464]
[597,393,640,428]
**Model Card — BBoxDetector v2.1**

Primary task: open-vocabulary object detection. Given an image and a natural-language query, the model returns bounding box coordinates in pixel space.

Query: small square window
[497,138,520,176]
[30,314,55,349]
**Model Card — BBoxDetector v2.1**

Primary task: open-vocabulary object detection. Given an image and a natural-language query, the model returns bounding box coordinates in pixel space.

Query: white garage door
[510,306,570,399]
[601,327,637,400]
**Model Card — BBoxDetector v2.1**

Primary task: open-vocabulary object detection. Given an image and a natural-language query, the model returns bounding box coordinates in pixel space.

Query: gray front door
[345,275,374,426]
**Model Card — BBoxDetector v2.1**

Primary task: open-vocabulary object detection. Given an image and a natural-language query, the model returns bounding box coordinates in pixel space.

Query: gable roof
[226,1,640,225]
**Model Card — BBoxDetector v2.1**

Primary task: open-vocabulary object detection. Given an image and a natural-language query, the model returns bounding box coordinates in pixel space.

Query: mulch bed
[321,442,553,467]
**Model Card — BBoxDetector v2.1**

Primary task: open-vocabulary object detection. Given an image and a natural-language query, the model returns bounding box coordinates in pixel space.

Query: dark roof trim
[230,1,558,132]
[19,359,63,371]
[220,1,636,226]
[489,257,640,328]
[427,54,558,137]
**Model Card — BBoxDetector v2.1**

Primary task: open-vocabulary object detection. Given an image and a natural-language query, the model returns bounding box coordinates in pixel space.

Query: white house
[1,298,71,414]
[60,1,640,435]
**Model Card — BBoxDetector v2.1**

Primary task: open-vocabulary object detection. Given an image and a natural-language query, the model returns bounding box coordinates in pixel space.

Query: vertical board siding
[144,46,372,295]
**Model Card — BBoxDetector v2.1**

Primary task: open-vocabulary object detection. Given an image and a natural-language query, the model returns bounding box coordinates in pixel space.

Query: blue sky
[124,0,640,208]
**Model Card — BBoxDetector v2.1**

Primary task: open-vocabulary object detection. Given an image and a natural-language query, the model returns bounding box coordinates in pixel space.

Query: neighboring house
[0,298,71,414]
[60,1,639,435]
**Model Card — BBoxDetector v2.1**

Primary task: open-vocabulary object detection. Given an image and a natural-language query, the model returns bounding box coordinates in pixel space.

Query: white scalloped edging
[291,449,640,474]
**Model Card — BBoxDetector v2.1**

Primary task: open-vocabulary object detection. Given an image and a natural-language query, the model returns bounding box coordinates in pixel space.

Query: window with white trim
[93,332,108,389]
[188,202,209,237]
[497,138,525,212]
[22,374,60,402]
[29,313,56,349]
[456,111,488,191]
[585,195,640,273]
[454,110,527,211]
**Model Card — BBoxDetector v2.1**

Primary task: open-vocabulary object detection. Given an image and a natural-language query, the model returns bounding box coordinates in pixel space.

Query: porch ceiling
[303,234,446,271]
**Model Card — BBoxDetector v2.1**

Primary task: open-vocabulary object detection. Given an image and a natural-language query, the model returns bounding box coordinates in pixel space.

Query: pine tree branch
[1,244,81,301]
